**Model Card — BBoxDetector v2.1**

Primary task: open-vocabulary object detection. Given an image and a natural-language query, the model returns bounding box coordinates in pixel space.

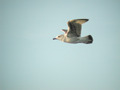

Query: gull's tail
[87,35,93,44]
[78,35,93,44]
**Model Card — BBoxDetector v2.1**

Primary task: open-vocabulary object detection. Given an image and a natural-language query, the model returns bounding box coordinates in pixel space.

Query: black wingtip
[86,19,89,21]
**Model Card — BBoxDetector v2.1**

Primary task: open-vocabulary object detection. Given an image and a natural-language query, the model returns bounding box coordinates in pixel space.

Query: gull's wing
[67,19,89,37]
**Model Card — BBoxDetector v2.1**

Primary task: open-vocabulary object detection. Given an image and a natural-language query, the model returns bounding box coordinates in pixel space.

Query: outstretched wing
[67,19,89,37]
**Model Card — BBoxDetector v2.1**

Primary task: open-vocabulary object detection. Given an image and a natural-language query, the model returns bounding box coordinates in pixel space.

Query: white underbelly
[63,37,79,43]
[62,36,90,44]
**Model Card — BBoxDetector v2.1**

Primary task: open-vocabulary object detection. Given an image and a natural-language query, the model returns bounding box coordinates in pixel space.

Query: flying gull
[53,19,93,44]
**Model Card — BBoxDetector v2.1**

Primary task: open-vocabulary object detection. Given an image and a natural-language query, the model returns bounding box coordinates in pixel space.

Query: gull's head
[53,34,64,41]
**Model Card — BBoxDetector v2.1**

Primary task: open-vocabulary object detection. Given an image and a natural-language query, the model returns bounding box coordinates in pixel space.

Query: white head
[53,29,67,41]
[53,34,64,41]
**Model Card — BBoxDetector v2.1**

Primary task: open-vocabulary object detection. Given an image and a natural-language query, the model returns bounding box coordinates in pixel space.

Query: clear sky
[1,0,120,90]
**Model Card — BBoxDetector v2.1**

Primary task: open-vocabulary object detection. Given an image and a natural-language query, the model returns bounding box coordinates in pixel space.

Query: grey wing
[67,19,89,37]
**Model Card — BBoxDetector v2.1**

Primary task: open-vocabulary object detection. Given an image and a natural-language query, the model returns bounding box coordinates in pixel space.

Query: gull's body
[53,19,93,44]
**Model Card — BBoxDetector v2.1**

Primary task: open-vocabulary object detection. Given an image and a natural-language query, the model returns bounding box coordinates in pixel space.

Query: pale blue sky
[1,0,120,90]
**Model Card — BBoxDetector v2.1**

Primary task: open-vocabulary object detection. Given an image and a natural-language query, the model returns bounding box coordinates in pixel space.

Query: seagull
[53,19,93,44]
